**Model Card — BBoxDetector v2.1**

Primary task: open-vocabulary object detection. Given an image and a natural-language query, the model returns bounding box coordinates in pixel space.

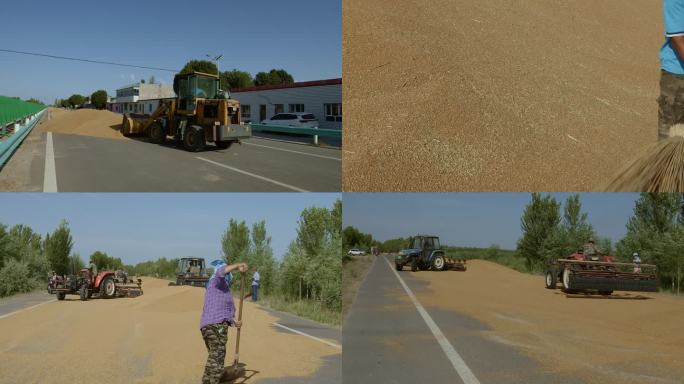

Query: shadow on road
[219,363,259,383]
[560,292,653,300]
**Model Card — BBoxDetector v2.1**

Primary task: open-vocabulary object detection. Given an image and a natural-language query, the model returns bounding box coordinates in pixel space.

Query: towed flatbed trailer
[546,259,658,295]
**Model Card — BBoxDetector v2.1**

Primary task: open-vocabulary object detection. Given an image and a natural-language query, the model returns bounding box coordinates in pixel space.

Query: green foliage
[90,90,108,109]
[26,98,43,105]
[248,221,276,295]
[125,257,178,279]
[0,259,39,297]
[44,220,73,275]
[445,245,527,273]
[89,251,124,271]
[222,219,250,264]
[254,69,295,86]
[342,226,374,250]
[67,94,86,108]
[220,69,254,90]
[379,237,409,252]
[517,193,561,271]
[180,60,218,75]
[68,254,85,274]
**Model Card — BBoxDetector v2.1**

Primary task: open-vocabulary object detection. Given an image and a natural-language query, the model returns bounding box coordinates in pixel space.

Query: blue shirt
[661,0,684,74]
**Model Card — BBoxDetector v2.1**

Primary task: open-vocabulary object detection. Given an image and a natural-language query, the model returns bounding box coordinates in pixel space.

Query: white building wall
[231,84,342,130]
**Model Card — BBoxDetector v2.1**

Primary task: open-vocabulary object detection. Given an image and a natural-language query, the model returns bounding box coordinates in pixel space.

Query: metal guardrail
[248,123,342,138]
[0,108,46,167]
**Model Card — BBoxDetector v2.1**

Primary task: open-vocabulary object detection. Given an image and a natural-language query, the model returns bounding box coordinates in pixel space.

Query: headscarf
[207,259,233,288]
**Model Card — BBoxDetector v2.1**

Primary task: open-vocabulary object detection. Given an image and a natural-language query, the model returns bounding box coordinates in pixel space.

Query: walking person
[251,267,260,302]
[658,0,684,140]
[200,259,247,384]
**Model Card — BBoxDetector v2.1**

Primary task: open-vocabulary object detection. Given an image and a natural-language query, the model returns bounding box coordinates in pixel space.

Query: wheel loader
[121,71,251,151]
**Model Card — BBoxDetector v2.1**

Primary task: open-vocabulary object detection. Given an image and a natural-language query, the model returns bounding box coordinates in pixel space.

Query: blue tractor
[394,235,466,272]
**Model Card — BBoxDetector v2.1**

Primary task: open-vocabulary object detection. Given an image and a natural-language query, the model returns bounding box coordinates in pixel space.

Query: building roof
[230,78,342,93]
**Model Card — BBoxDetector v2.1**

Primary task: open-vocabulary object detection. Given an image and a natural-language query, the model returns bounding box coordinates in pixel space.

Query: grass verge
[342,254,375,320]
[257,294,341,327]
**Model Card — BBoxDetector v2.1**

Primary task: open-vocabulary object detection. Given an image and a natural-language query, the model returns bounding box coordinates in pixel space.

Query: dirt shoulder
[0,277,338,383]
[40,108,126,140]
[412,260,684,383]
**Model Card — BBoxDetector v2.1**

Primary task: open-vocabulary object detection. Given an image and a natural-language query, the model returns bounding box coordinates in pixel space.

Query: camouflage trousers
[658,70,684,141]
[200,321,229,384]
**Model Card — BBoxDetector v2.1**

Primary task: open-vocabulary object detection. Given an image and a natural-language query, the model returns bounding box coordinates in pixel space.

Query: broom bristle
[603,136,684,192]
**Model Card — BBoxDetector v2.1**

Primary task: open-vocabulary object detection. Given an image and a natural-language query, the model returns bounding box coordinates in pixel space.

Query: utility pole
[206,54,223,76]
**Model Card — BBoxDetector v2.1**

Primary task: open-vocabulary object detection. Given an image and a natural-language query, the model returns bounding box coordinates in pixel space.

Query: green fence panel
[0,96,45,126]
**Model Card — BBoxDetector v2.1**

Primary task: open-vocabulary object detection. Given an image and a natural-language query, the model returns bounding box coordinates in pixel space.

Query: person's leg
[658,70,684,140]
[201,323,228,384]
[251,285,257,302]
[255,285,258,301]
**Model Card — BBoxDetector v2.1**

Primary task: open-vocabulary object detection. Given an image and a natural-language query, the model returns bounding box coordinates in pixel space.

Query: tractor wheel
[57,292,66,301]
[100,276,116,299]
[396,263,402,271]
[411,259,418,272]
[598,290,613,296]
[149,121,166,144]
[183,126,206,152]
[561,268,573,292]
[215,141,232,150]
[431,255,446,271]
[79,284,89,301]
[545,270,557,289]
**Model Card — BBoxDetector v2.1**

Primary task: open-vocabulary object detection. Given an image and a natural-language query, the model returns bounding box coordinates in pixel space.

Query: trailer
[545,252,658,295]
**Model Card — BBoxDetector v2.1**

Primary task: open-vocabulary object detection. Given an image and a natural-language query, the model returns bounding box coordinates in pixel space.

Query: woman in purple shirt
[200,259,247,384]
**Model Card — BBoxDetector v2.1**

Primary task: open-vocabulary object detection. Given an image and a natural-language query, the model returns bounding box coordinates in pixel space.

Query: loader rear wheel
[432,255,446,271]
[184,126,206,152]
[545,270,557,289]
[100,276,116,299]
[149,122,165,144]
[215,141,232,150]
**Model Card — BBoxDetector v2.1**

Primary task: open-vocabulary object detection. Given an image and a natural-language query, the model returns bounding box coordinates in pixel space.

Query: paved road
[343,256,580,384]
[0,129,341,192]
[0,290,54,318]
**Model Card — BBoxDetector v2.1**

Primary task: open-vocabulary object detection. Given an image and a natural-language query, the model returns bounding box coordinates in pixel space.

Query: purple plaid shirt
[200,267,236,329]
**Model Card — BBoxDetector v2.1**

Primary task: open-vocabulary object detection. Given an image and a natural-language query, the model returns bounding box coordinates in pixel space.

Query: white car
[347,249,366,256]
[260,113,319,128]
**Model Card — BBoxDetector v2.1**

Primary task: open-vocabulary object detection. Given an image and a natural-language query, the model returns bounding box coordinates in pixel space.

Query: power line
[0,48,178,72]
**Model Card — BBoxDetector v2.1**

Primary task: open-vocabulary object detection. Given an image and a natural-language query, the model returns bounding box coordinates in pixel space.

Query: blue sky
[0,0,341,104]
[342,193,642,249]
[0,193,340,265]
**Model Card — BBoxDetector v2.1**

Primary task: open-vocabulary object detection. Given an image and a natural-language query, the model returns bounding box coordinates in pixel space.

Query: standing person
[632,252,643,273]
[658,0,684,140]
[251,267,260,302]
[200,259,247,384]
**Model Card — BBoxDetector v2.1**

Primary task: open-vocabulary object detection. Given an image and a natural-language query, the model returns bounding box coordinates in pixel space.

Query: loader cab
[175,72,220,113]
[178,258,207,277]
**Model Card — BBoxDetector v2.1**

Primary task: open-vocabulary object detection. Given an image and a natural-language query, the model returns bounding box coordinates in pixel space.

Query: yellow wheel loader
[122,71,251,151]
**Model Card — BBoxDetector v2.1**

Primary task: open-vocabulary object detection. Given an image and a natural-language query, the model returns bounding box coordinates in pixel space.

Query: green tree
[221,219,250,264]
[342,226,374,250]
[90,90,108,109]
[180,60,218,75]
[249,220,276,295]
[26,98,43,105]
[68,254,85,274]
[44,220,73,276]
[67,94,86,108]
[0,259,36,297]
[254,69,295,86]
[220,69,254,90]
[516,193,561,271]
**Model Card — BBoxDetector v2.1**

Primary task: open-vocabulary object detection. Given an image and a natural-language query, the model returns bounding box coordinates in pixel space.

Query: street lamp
[206,54,223,76]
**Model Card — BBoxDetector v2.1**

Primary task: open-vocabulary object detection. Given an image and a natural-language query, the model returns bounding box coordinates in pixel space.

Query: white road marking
[383,257,481,384]
[43,132,58,192]
[244,142,341,161]
[195,157,309,192]
[0,299,57,320]
[272,322,341,349]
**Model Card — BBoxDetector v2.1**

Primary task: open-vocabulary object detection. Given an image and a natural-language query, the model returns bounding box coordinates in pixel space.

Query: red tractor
[51,268,143,301]
[545,251,658,295]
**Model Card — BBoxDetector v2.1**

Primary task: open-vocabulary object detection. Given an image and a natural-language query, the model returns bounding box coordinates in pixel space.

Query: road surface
[343,255,683,384]
[0,278,340,384]
[0,119,340,192]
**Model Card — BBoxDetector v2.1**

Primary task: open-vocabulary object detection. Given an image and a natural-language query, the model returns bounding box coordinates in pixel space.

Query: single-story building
[230,79,342,130]
[108,82,174,115]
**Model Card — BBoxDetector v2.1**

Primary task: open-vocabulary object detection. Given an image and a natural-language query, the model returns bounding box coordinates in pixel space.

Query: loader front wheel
[184,126,206,152]
[545,270,557,289]
[149,122,165,144]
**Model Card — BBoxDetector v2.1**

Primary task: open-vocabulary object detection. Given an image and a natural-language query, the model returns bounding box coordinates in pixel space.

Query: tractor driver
[583,238,600,258]
[88,258,98,281]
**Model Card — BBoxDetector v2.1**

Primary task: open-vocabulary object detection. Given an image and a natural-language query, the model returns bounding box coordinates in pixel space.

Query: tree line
[179,60,294,90]
[54,89,108,110]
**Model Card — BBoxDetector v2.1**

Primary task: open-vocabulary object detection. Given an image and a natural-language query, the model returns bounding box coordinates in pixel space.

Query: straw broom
[603,124,684,192]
